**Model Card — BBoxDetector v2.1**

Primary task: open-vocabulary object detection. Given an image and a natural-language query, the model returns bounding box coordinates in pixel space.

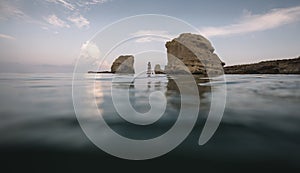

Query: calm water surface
[0,73,299,170]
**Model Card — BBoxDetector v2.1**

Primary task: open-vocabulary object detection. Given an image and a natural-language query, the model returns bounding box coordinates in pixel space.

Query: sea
[0,73,299,171]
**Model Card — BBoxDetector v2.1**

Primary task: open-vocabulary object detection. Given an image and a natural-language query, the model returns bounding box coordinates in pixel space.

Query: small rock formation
[224,57,300,74]
[154,64,165,74]
[165,33,224,76]
[111,55,135,74]
[87,71,112,73]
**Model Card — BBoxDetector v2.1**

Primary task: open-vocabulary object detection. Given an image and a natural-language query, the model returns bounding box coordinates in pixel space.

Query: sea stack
[111,55,135,74]
[165,33,224,76]
[154,64,164,74]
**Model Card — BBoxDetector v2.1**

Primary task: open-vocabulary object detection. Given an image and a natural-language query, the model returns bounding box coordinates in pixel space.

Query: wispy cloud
[67,14,89,28]
[47,0,110,11]
[0,33,16,40]
[0,1,48,27]
[200,6,300,37]
[45,14,70,28]
[130,30,175,43]
[46,0,75,11]
[0,1,26,21]
[41,26,49,30]
[44,0,110,29]
[83,0,110,5]
[1,0,111,30]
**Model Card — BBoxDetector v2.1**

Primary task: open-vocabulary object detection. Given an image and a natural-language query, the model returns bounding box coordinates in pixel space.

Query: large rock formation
[111,55,135,74]
[224,57,300,74]
[165,33,224,76]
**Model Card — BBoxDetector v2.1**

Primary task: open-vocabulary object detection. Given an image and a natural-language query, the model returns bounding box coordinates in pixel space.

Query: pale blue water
[0,73,299,170]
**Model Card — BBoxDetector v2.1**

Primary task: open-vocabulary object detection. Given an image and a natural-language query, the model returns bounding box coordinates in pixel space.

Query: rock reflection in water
[95,74,212,140]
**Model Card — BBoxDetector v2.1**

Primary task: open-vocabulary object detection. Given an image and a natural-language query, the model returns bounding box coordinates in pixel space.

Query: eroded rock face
[165,33,224,76]
[111,55,135,74]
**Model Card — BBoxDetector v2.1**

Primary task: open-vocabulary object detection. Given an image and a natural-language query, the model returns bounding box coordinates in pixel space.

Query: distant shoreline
[224,57,300,74]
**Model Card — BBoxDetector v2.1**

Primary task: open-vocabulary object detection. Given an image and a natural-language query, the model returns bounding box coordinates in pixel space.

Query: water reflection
[93,74,212,140]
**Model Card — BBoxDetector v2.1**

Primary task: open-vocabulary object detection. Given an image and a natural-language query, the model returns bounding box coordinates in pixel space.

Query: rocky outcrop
[224,57,300,74]
[165,33,224,76]
[87,71,112,73]
[154,64,165,74]
[111,55,135,74]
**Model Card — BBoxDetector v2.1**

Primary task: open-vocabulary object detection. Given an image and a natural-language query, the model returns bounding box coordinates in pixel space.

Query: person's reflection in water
[147,81,151,90]
[154,81,161,90]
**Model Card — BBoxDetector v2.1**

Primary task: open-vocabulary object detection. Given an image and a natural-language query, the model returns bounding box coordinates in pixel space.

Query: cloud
[83,0,110,5]
[47,0,110,11]
[130,30,175,43]
[41,26,49,30]
[67,14,90,28]
[46,0,75,11]
[0,33,16,40]
[80,41,111,69]
[200,6,300,37]
[80,41,101,59]
[0,1,26,21]
[0,1,48,27]
[45,14,70,28]
[1,0,111,30]
[44,0,110,29]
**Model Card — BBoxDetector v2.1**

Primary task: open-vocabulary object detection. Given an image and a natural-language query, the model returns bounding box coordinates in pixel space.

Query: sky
[0,0,300,72]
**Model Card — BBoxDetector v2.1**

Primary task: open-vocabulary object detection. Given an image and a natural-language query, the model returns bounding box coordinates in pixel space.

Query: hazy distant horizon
[0,55,299,73]
[0,61,74,73]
